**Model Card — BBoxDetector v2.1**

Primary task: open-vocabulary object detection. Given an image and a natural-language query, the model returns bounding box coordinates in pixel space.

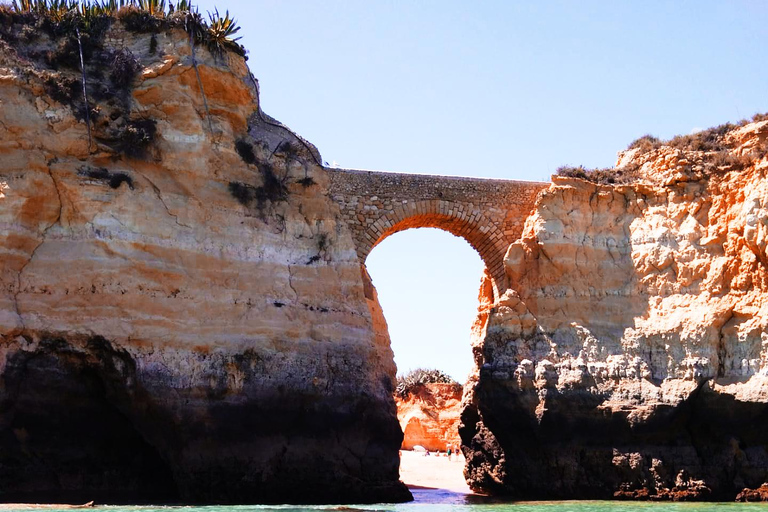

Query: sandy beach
[399,449,473,495]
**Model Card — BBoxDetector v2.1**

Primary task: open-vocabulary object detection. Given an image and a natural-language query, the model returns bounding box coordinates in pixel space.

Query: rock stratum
[3,5,768,506]
[395,382,463,452]
[0,13,408,504]
[461,120,768,500]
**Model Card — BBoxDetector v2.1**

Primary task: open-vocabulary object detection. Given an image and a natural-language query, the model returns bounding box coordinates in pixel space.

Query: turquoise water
[2,490,766,512]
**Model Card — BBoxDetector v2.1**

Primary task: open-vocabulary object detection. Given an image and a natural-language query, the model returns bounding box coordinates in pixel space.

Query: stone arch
[360,200,509,296]
[326,167,550,300]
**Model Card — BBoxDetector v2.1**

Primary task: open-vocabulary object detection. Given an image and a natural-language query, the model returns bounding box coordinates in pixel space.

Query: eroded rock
[0,18,409,504]
[462,123,768,500]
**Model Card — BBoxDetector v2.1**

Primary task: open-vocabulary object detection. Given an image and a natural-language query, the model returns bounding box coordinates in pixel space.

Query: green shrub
[555,165,640,185]
[395,368,460,399]
[204,8,242,57]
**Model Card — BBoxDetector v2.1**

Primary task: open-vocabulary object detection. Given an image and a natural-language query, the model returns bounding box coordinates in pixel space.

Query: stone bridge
[326,168,549,297]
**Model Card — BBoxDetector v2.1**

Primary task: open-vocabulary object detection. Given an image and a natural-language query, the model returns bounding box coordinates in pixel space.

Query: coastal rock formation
[0,14,408,504]
[395,382,463,452]
[736,483,768,502]
[461,120,768,500]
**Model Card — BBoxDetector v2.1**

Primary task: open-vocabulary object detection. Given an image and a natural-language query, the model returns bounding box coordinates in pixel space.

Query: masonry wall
[326,168,549,294]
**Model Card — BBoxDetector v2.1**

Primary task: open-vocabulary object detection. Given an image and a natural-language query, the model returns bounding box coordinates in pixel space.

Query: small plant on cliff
[555,165,640,185]
[627,134,661,152]
[98,117,156,158]
[258,162,289,202]
[667,122,737,153]
[296,176,316,187]
[276,140,299,159]
[204,8,241,57]
[395,368,460,399]
[78,165,134,189]
[108,48,141,89]
[6,0,245,57]
[235,138,257,164]
[228,163,289,220]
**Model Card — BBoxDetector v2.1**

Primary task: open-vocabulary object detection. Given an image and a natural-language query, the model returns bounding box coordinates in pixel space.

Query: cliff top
[556,115,768,187]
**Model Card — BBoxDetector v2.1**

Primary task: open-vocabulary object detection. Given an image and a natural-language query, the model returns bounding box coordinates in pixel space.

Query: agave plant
[181,8,202,43]
[205,8,241,55]
[11,0,74,17]
[95,0,132,15]
[8,0,247,59]
[53,0,79,19]
[10,0,34,12]
[137,0,164,17]
[169,0,192,14]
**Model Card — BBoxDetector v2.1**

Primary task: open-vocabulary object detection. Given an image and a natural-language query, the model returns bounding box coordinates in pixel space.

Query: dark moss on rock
[78,165,134,189]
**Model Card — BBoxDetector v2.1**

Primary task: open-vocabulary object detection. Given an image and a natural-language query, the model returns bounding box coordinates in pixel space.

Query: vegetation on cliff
[0,0,244,155]
[0,8,408,502]
[556,112,768,185]
[395,368,460,399]
[1,0,244,55]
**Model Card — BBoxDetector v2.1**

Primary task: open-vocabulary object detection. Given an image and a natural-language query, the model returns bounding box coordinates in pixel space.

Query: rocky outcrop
[395,382,463,452]
[461,120,768,500]
[736,483,768,502]
[0,14,409,504]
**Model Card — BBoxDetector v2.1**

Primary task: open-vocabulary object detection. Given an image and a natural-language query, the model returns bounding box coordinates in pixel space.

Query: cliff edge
[0,8,409,504]
[461,119,768,500]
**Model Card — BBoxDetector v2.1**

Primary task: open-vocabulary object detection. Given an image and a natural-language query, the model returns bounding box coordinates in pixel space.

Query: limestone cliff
[461,120,768,500]
[396,382,463,452]
[0,11,408,504]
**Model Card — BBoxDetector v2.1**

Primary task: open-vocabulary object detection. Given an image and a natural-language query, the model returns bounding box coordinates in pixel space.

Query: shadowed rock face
[462,377,768,500]
[461,120,768,501]
[0,17,409,504]
[0,335,408,504]
[0,336,179,504]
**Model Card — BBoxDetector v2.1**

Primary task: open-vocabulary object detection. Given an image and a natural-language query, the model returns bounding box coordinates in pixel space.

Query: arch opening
[365,227,483,491]
[366,227,485,384]
[362,207,510,298]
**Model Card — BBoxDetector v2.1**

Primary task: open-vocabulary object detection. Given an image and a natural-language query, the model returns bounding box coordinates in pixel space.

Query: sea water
[2,491,767,512]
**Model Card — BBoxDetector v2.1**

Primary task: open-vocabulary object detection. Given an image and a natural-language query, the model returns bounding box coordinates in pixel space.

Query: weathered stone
[461,122,768,501]
[327,169,547,296]
[395,382,463,452]
[0,23,408,504]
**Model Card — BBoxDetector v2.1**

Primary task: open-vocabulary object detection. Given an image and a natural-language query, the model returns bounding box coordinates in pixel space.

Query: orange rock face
[395,383,463,452]
[0,19,408,504]
[462,120,768,500]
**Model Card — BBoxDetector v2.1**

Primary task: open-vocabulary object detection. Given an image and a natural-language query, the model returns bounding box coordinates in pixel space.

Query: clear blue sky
[194,0,767,381]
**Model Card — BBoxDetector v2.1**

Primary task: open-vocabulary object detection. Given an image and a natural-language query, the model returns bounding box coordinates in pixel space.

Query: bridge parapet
[326,168,549,297]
